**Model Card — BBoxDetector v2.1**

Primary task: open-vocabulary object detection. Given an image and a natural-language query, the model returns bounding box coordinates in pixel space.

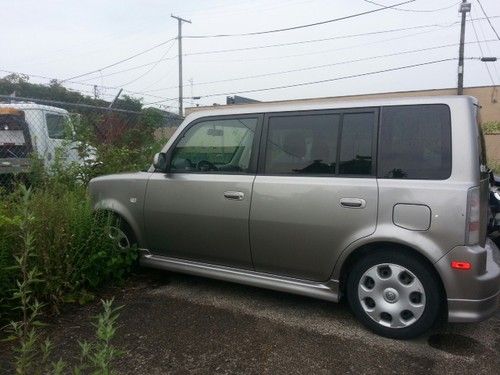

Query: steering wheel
[196,160,218,172]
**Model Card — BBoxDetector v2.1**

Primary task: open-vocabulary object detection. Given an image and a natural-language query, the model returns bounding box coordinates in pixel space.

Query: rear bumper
[435,238,500,323]
[0,158,31,174]
[447,291,499,322]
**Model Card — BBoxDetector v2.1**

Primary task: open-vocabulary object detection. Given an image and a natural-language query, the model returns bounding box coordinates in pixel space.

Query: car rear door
[144,114,262,269]
[249,109,379,281]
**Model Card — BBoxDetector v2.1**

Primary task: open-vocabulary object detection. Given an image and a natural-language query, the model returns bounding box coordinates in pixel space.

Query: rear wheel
[346,250,442,339]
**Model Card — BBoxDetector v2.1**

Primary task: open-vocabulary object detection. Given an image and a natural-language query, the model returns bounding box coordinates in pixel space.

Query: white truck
[0,102,86,178]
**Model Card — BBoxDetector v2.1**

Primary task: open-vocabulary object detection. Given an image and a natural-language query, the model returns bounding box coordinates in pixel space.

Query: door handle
[224,191,245,201]
[340,198,366,209]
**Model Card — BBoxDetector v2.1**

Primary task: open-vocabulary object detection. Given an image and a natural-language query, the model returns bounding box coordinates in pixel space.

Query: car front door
[249,109,379,281]
[144,114,262,269]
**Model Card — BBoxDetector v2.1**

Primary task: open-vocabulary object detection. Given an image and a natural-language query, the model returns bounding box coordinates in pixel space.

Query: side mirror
[153,152,168,172]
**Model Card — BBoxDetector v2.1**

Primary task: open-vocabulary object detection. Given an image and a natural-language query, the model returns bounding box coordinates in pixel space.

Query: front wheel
[346,250,443,339]
[108,215,136,251]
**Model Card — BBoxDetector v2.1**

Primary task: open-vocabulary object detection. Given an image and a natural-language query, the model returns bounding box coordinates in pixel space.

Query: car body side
[88,95,500,322]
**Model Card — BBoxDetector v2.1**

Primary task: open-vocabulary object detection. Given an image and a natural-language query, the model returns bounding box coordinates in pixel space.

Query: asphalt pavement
[35,269,500,374]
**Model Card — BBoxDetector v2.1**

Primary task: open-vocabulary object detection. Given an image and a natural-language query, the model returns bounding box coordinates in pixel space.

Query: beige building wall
[485,134,500,164]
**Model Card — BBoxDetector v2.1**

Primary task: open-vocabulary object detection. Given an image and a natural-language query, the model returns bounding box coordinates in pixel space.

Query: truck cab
[0,102,83,180]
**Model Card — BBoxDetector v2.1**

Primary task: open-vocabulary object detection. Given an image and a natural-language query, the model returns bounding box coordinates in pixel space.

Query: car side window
[339,112,375,175]
[170,117,258,173]
[378,105,451,179]
[264,114,340,175]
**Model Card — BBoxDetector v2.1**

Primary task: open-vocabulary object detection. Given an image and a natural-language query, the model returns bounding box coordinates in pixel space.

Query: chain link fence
[0,95,182,188]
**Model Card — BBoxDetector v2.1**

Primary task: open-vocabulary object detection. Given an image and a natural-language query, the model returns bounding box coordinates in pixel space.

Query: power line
[61,37,177,82]
[183,0,416,38]
[363,0,461,13]
[469,13,496,85]
[183,16,498,59]
[144,38,500,93]
[80,23,454,83]
[475,7,500,82]
[192,26,455,64]
[476,0,500,40]
[76,55,178,83]
[143,58,458,104]
[115,40,177,87]
[69,16,498,85]
[184,23,453,57]
[198,59,464,98]
[0,68,175,101]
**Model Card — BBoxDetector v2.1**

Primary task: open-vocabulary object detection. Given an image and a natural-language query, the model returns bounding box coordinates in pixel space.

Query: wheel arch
[337,241,448,305]
[93,199,143,247]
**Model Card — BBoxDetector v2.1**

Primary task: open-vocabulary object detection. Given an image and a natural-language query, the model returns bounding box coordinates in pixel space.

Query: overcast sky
[2,0,500,112]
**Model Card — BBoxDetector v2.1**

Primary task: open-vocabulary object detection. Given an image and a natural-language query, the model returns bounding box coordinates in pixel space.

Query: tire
[346,249,442,339]
[108,214,137,251]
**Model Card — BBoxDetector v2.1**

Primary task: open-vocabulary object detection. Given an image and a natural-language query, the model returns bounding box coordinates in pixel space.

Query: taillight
[466,186,480,245]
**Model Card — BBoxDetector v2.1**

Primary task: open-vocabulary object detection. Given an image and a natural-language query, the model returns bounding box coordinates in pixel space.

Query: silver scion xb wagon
[89,96,500,339]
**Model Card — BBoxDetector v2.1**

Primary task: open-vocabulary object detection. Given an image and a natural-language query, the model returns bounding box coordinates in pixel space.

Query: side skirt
[140,250,340,302]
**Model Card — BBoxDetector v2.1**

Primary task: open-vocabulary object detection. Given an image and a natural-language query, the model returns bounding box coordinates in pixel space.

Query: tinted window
[379,105,451,180]
[265,114,339,175]
[170,117,257,173]
[339,113,374,175]
[46,113,68,139]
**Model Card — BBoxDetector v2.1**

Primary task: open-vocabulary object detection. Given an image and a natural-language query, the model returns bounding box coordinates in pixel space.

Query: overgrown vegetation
[0,104,171,373]
[0,100,169,322]
[0,73,177,372]
[489,161,500,174]
[0,181,136,323]
[482,121,500,135]
[1,186,125,374]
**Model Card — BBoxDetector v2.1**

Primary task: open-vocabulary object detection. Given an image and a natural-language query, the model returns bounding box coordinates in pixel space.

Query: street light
[480,57,498,62]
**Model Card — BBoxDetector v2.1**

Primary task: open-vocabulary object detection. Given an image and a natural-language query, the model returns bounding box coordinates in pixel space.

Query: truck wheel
[346,250,442,339]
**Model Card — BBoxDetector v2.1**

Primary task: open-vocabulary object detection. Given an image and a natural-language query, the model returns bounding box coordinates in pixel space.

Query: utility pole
[108,88,123,109]
[171,14,191,116]
[457,0,471,95]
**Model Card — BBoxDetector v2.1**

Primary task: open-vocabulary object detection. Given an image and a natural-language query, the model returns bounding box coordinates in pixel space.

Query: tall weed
[0,182,137,322]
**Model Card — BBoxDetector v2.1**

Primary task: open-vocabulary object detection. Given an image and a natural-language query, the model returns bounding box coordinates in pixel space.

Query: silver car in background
[89,96,500,339]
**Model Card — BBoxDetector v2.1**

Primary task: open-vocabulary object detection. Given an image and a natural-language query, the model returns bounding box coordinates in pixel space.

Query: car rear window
[378,104,452,180]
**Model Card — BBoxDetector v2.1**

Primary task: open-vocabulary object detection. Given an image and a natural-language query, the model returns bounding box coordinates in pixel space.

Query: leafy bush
[0,182,137,323]
[489,161,500,174]
[482,121,500,135]
[71,107,169,183]
[1,185,128,374]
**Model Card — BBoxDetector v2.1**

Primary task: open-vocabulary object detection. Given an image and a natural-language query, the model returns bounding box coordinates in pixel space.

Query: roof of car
[0,102,68,114]
[184,95,476,122]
